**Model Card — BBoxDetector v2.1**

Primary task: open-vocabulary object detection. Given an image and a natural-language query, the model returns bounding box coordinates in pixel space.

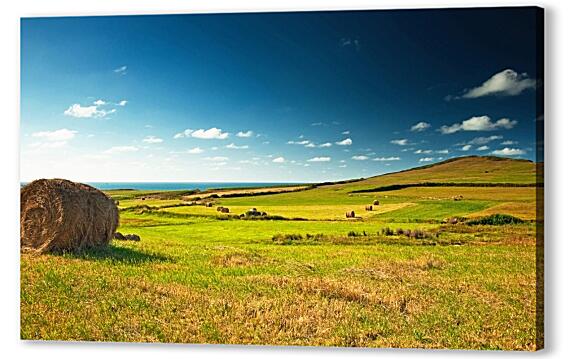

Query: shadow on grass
[62,245,173,264]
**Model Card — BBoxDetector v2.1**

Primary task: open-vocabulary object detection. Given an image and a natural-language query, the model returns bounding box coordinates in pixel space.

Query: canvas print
[20,7,544,350]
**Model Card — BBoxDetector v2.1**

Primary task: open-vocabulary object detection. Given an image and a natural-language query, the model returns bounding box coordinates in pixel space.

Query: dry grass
[466,202,537,221]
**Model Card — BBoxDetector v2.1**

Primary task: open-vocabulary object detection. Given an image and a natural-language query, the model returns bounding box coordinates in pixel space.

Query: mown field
[20,156,543,350]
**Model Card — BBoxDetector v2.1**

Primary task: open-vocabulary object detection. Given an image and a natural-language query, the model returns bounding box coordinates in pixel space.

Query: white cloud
[501,140,518,145]
[142,136,163,144]
[461,145,472,151]
[206,156,229,162]
[372,156,400,161]
[311,122,324,126]
[118,100,128,106]
[114,65,127,74]
[186,147,204,154]
[336,138,352,146]
[318,142,332,148]
[390,139,409,146]
[272,157,286,163]
[64,104,106,118]
[305,143,316,148]
[104,146,138,154]
[435,149,449,154]
[175,128,229,140]
[93,99,106,106]
[342,130,350,135]
[307,156,331,162]
[226,143,249,150]
[191,127,229,140]
[468,135,503,145]
[477,145,489,151]
[31,128,77,141]
[352,155,369,161]
[410,121,431,132]
[460,69,536,99]
[339,164,347,168]
[174,129,193,139]
[492,147,526,156]
[419,157,434,162]
[288,140,311,145]
[414,149,432,154]
[440,116,517,134]
[236,130,254,138]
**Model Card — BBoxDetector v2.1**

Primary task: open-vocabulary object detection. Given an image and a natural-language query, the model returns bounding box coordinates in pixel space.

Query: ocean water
[84,182,301,191]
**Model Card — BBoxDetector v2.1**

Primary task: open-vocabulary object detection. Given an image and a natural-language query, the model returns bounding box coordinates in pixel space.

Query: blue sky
[20,8,542,182]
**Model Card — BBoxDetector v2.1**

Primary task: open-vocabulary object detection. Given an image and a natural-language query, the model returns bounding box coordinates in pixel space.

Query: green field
[20,156,543,350]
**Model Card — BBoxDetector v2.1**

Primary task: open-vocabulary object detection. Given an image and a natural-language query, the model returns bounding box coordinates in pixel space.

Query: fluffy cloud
[460,69,536,99]
[318,142,332,148]
[468,135,503,145]
[236,130,254,138]
[174,128,229,140]
[419,157,434,162]
[335,138,352,146]
[410,121,431,132]
[477,145,489,151]
[491,147,526,156]
[351,155,369,161]
[31,128,77,141]
[414,149,432,154]
[191,128,229,139]
[372,156,400,161]
[461,145,472,151]
[104,146,138,154]
[435,149,449,154]
[174,129,193,139]
[64,98,124,119]
[390,139,409,146]
[440,116,517,134]
[226,143,249,149]
[64,104,106,118]
[272,157,286,163]
[142,136,163,144]
[342,130,350,135]
[501,140,518,145]
[307,156,331,162]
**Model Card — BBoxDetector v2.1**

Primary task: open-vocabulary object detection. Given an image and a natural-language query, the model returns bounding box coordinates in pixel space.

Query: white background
[0,0,567,357]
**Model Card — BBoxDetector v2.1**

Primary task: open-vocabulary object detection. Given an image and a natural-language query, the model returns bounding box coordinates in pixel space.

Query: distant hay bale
[365,205,373,211]
[373,200,380,206]
[20,179,119,253]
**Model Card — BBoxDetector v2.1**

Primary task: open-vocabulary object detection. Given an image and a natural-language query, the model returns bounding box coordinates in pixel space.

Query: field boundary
[351,182,543,193]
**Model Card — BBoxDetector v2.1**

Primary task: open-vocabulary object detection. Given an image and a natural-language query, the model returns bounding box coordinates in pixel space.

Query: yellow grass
[161,203,415,220]
[466,202,537,221]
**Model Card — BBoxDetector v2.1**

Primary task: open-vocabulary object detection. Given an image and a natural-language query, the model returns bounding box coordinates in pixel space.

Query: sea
[76,182,301,191]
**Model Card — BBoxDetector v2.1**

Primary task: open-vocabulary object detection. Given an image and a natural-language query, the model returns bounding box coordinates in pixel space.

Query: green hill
[332,156,542,193]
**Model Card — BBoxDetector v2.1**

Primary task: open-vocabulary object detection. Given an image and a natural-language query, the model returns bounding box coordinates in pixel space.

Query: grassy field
[20,156,543,350]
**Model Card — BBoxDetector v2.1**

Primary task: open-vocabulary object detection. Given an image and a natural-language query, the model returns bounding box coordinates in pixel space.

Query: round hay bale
[20,179,119,253]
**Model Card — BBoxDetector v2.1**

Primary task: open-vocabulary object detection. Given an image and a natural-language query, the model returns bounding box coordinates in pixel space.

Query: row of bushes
[351,181,542,193]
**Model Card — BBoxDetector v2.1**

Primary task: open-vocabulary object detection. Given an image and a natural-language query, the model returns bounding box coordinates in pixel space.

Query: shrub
[382,227,394,236]
[467,214,525,226]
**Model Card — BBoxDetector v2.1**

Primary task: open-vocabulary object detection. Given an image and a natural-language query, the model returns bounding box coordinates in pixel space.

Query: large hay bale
[20,179,119,253]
